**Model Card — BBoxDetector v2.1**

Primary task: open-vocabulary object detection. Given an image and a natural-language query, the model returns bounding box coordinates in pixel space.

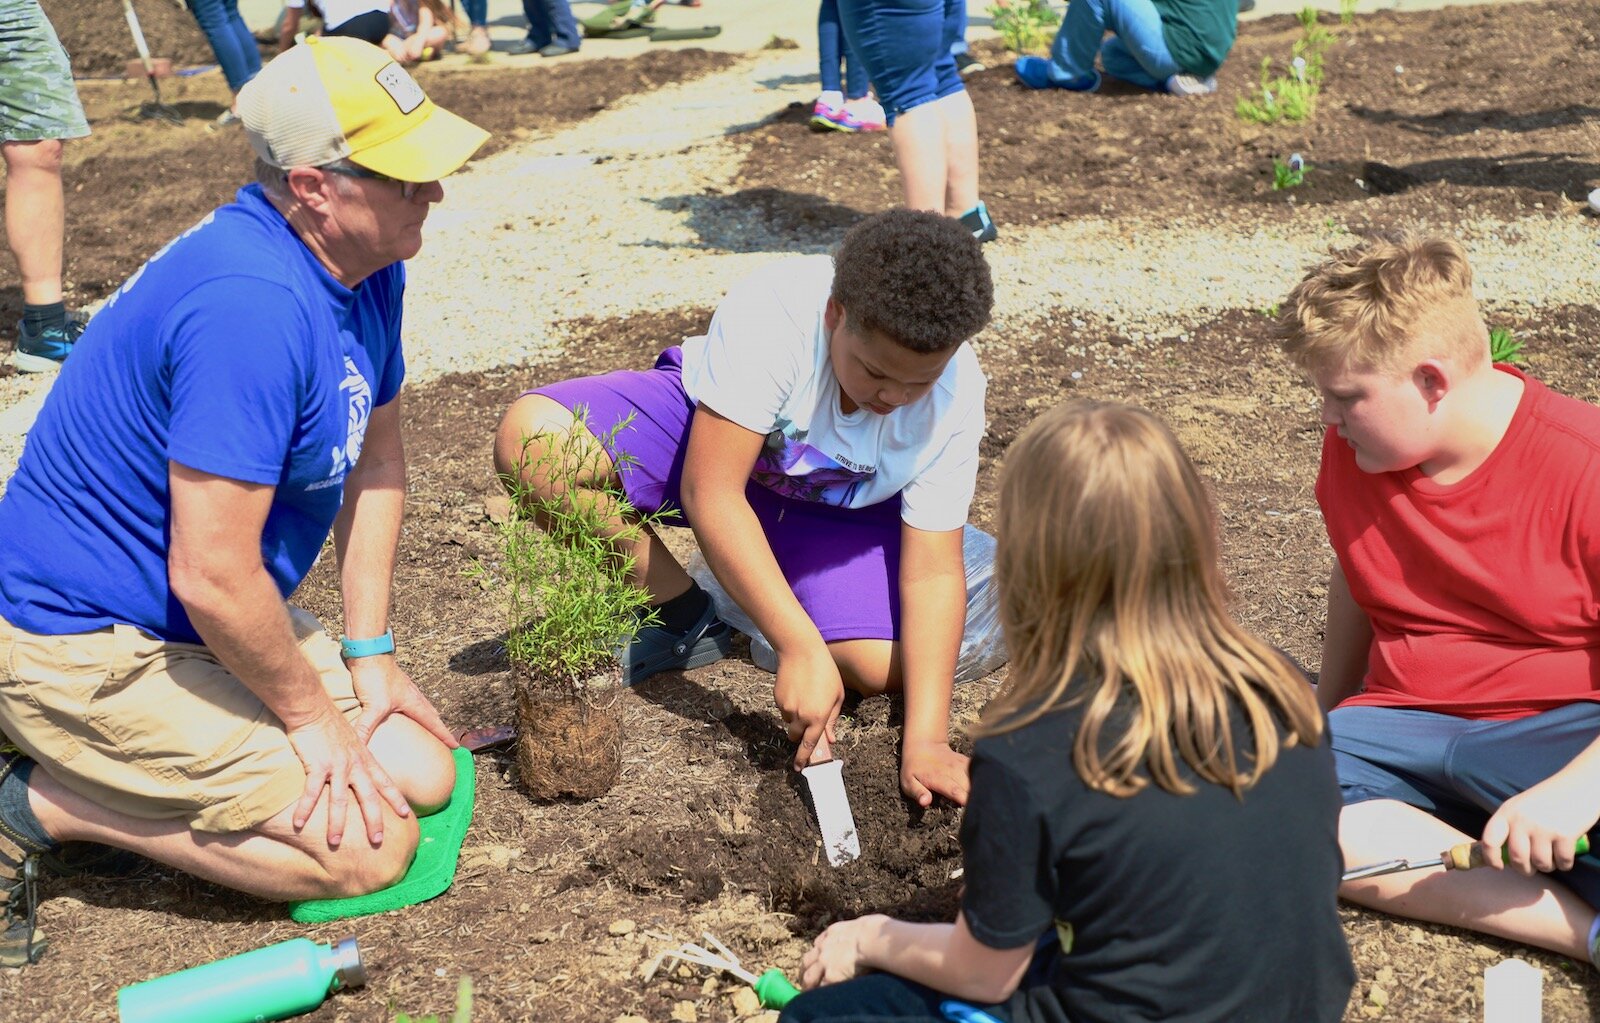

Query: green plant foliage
[1235,7,1333,125]
[1489,325,1528,366]
[1272,153,1308,190]
[477,410,664,687]
[1339,0,1358,24]
[395,976,473,1023]
[988,0,1058,55]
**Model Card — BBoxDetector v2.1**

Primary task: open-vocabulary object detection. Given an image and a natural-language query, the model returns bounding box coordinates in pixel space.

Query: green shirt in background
[1153,0,1238,77]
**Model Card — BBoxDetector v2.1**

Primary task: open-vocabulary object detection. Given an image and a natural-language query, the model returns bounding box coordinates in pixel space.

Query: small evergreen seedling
[485,410,663,689]
[988,0,1057,55]
[1236,7,1333,125]
[1489,326,1528,367]
[1272,153,1309,190]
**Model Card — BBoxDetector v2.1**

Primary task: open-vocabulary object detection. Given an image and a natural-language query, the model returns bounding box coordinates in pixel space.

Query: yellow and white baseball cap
[238,36,489,182]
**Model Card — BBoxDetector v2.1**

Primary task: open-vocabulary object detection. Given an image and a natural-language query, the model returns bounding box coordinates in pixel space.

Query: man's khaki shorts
[0,608,361,833]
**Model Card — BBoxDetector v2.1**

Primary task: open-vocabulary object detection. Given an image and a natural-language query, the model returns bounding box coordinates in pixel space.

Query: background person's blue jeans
[461,0,488,28]
[818,0,868,99]
[523,0,580,48]
[1048,0,1181,91]
[184,0,260,93]
[835,0,964,125]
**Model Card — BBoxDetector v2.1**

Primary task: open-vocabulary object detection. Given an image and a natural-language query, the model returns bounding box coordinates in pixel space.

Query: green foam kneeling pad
[289,746,476,923]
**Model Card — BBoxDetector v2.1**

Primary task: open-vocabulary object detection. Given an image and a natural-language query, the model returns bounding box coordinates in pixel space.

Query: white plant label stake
[801,759,860,867]
[1484,958,1542,1023]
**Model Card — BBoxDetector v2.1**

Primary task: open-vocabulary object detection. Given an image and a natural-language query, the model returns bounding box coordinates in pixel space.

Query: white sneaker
[1165,73,1217,97]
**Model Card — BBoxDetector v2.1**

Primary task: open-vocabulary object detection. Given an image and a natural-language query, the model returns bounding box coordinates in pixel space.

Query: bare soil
[3,3,1600,1021]
[736,1,1600,236]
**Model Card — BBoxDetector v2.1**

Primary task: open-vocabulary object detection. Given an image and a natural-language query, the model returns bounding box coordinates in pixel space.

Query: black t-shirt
[960,697,1354,1023]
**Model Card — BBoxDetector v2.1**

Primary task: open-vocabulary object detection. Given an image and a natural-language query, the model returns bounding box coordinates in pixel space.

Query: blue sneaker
[1014,56,1100,92]
[619,601,732,686]
[12,314,86,374]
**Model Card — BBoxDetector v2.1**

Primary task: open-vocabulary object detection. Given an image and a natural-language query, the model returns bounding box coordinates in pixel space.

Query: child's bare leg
[831,638,899,695]
[494,393,692,600]
[1339,798,1595,958]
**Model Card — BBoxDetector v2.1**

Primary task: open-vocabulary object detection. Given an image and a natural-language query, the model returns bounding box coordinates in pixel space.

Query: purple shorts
[531,347,902,643]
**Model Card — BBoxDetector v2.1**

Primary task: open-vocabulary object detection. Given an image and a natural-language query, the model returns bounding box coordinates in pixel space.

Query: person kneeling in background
[782,400,1354,1023]
[1015,0,1237,97]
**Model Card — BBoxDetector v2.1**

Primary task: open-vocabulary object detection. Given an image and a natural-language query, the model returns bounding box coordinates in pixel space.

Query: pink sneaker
[809,99,843,131]
[810,103,886,133]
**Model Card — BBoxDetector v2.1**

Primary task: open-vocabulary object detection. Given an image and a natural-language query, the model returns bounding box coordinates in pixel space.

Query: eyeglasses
[320,162,429,200]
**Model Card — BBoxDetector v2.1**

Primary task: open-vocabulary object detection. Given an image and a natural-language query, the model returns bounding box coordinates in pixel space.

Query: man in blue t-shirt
[0,37,488,967]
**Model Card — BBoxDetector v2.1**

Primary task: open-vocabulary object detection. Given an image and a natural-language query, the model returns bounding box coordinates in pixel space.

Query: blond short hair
[1275,234,1489,377]
[977,400,1323,798]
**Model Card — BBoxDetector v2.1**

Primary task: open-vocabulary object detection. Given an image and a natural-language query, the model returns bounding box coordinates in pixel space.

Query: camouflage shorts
[0,0,89,143]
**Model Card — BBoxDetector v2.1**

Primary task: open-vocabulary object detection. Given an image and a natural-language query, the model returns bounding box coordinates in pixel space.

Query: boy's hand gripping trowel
[801,738,860,867]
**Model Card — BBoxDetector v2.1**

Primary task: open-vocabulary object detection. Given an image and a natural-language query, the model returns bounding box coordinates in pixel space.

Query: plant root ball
[515,685,623,800]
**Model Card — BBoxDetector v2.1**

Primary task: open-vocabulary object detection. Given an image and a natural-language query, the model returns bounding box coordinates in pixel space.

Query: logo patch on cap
[374,63,425,115]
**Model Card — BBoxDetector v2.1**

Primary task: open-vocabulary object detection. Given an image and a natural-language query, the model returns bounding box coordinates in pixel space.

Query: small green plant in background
[1489,326,1528,366]
[1236,6,1334,125]
[1272,153,1309,190]
[1339,0,1358,24]
[477,409,664,688]
[989,0,1058,55]
[395,976,473,1023]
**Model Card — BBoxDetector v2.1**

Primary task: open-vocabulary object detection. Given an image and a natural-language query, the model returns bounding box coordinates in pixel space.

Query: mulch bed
[3,3,1600,1021]
[734,0,1600,236]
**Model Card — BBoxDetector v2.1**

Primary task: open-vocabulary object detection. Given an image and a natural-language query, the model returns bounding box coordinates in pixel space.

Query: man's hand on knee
[287,709,411,848]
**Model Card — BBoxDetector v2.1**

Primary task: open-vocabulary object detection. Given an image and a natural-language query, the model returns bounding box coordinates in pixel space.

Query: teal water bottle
[118,935,365,1023]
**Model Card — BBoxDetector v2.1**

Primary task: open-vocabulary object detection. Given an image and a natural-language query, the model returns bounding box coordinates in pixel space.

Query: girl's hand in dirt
[286,709,409,847]
[775,645,845,770]
[348,655,460,750]
[799,914,886,989]
[901,740,970,807]
[1481,770,1600,875]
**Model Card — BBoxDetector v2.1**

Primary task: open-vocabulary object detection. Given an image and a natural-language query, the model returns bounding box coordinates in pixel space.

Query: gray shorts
[1331,701,1600,906]
[0,0,90,143]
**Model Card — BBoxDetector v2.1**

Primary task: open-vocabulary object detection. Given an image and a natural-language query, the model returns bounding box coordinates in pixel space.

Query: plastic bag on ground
[687,523,1008,683]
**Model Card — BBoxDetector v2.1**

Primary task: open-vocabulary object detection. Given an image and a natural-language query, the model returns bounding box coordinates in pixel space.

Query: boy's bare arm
[898,523,969,806]
[1482,736,1600,876]
[1317,560,1372,712]
[679,406,843,766]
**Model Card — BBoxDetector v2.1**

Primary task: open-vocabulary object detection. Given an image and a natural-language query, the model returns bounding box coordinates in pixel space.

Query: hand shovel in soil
[122,0,184,123]
[1343,834,1591,883]
[801,738,860,867]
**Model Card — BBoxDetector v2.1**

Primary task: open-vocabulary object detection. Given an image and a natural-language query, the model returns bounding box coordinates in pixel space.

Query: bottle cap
[332,936,367,989]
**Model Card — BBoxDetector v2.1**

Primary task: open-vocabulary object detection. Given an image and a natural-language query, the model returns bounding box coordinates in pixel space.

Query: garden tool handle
[754,968,799,1009]
[1444,833,1591,870]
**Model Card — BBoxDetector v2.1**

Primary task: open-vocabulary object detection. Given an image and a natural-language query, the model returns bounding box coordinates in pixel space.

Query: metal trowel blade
[800,758,860,867]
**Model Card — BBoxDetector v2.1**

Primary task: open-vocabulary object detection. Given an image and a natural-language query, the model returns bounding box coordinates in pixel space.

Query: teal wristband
[339,629,394,659]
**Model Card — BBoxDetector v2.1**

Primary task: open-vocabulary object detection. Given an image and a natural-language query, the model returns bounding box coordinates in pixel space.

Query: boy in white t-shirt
[495,211,994,805]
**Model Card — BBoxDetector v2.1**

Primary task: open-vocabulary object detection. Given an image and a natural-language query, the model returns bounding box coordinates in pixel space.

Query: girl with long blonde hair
[784,400,1353,1023]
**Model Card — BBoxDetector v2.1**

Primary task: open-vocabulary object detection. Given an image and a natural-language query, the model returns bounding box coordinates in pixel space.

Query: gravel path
[2,42,1597,491]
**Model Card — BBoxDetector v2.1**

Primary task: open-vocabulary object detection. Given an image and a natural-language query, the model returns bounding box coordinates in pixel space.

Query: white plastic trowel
[801,738,860,867]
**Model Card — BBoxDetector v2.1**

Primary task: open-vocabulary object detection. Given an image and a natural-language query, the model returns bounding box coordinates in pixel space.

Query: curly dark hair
[830,210,993,354]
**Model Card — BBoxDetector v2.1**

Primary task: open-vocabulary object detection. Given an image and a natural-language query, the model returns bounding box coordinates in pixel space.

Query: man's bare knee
[321,819,420,897]
[369,718,456,813]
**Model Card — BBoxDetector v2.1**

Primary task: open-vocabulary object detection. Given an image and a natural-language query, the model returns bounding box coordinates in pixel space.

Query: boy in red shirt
[1278,234,1600,966]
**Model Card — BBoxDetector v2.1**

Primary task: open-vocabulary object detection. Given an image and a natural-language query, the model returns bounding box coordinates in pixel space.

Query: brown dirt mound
[45,0,221,76]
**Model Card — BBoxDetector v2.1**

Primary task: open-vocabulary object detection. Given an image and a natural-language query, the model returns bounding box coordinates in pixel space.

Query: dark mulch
[734,0,1600,237]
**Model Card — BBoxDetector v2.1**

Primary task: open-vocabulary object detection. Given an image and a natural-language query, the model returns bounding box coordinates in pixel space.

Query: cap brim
[350,103,490,182]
